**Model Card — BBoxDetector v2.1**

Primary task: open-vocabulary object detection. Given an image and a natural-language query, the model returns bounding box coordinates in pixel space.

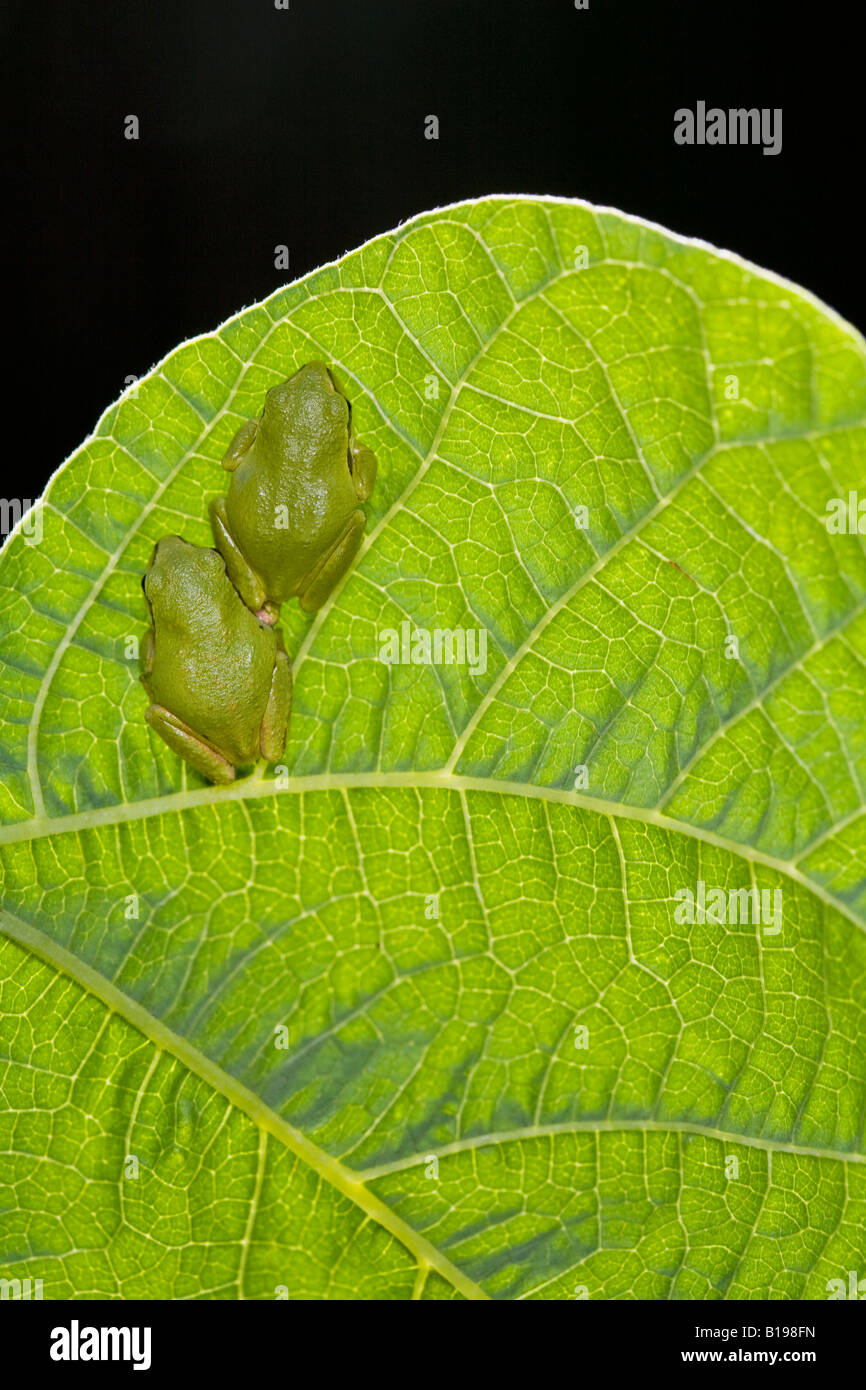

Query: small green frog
[140,536,292,784]
[209,362,377,619]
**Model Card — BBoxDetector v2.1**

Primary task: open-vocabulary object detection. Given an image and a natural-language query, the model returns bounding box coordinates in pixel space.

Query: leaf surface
[2,196,866,1300]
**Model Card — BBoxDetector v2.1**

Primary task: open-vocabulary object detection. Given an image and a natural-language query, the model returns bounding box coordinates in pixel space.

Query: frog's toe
[256,601,280,626]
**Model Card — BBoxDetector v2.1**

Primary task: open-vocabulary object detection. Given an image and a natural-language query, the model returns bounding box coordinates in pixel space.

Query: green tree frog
[140,536,292,784]
[209,362,377,619]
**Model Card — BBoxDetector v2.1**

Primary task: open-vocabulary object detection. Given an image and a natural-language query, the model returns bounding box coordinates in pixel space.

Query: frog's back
[224,365,359,602]
[147,542,274,766]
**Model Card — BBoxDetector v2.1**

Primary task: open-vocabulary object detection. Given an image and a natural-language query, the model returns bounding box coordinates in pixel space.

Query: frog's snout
[270,361,333,402]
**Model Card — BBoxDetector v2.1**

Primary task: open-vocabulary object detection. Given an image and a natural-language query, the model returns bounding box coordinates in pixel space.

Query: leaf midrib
[2,771,863,935]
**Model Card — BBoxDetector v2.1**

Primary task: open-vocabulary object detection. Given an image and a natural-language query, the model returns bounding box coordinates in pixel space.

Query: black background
[2,0,861,498]
[12,1296,862,1371]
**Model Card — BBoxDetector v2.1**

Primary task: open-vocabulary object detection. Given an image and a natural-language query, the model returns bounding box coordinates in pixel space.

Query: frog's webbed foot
[209,497,271,617]
[145,704,236,785]
[298,510,367,613]
[260,641,292,763]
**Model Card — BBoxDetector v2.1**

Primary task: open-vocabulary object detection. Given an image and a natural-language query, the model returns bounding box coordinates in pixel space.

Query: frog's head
[143,535,225,620]
[260,361,353,473]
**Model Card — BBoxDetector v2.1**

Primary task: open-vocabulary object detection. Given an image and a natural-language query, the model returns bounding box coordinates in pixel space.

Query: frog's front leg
[222,418,258,471]
[145,704,236,785]
[208,498,278,623]
[260,641,293,762]
[298,510,367,613]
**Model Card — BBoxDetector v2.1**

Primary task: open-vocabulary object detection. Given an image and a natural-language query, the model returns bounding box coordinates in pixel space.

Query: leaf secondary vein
[0,907,489,1303]
[357,1120,866,1180]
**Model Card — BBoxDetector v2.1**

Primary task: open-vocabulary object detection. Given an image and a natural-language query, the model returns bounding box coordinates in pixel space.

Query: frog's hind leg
[298,510,367,613]
[350,443,377,502]
[208,498,274,620]
[140,627,156,678]
[260,643,292,763]
[145,704,236,785]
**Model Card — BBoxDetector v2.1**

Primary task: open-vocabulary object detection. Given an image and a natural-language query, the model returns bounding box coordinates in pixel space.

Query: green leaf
[2,196,866,1301]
